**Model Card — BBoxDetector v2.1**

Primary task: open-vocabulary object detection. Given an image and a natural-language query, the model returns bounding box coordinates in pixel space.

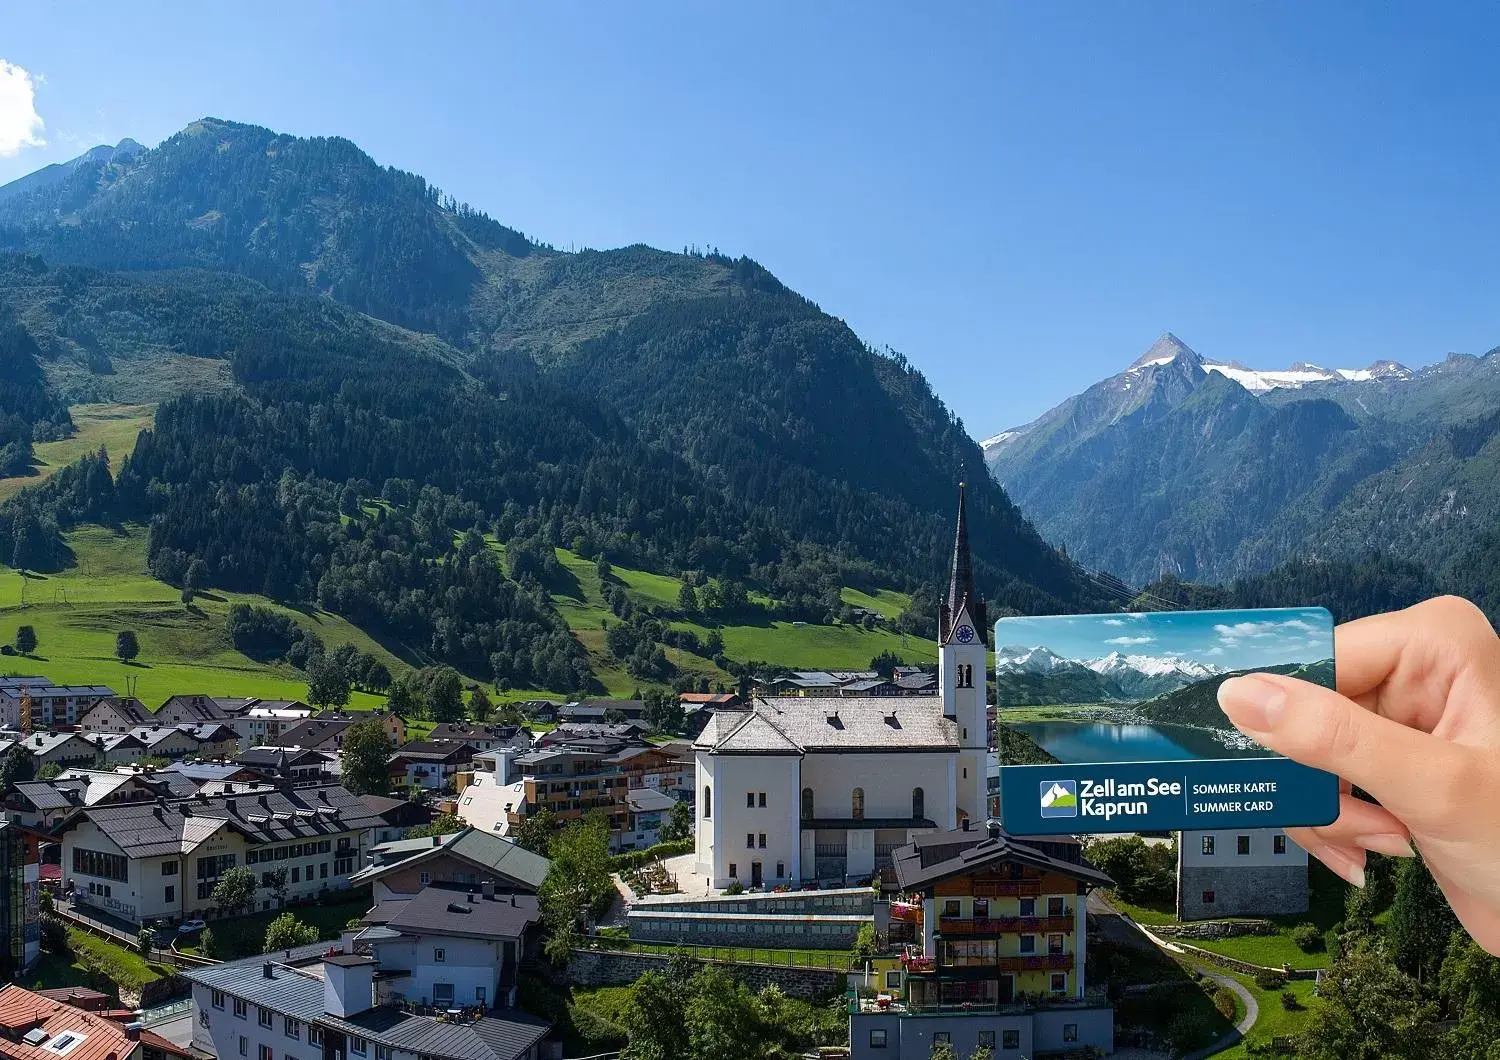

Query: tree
[387,676,418,717]
[264,912,319,953]
[677,581,699,615]
[514,807,559,856]
[265,868,290,908]
[1387,856,1458,984]
[423,667,465,723]
[14,625,36,655]
[0,744,34,789]
[643,688,684,735]
[210,867,258,917]
[340,717,392,796]
[115,629,140,663]
[1440,931,1500,1058]
[619,970,690,1060]
[37,762,62,781]
[660,798,692,843]
[684,965,764,1060]
[1299,941,1441,1060]
[406,813,464,840]
[136,926,155,956]
[307,652,352,708]
[539,816,614,938]
[469,686,494,722]
[1083,835,1176,906]
[869,649,902,677]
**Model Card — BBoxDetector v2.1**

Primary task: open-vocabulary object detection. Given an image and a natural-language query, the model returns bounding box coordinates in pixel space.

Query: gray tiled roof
[376,887,540,939]
[699,696,958,754]
[891,828,1113,892]
[349,828,548,891]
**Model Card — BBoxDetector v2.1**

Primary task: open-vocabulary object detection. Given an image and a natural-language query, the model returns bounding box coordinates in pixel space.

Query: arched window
[852,787,865,821]
[703,785,712,819]
[912,787,925,820]
[801,788,814,821]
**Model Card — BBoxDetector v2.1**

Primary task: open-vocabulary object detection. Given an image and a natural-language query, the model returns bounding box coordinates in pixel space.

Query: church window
[911,788,924,820]
[703,786,711,819]
[801,788,814,820]
[1201,835,1215,855]
[851,788,864,820]
[1274,834,1287,855]
[746,792,755,808]
[957,664,974,688]
[758,833,767,848]
[747,834,755,849]
[758,792,766,808]
[1237,834,1251,855]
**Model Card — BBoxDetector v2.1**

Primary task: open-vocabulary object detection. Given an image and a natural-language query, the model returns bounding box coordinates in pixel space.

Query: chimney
[467,892,475,904]
[262,961,275,980]
[986,819,1002,841]
[225,799,236,814]
[482,879,495,900]
[962,818,971,831]
[431,834,441,847]
[124,1024,141,1042]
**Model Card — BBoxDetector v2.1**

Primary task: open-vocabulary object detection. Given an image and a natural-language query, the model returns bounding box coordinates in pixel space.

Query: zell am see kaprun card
[994,607,1340,835]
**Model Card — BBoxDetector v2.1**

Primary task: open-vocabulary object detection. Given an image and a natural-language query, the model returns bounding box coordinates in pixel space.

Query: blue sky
[995,608,1334,670]
[2,3,1499,434]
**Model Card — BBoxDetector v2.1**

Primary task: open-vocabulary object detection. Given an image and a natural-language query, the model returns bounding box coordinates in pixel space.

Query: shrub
[852,923,877,959]
[607,839,694,873]
[1212,984,1237,1021]
[1291,923,1323,953]
[199,927,217,959]
[1281,990,1301,1011]
[723,880,745,896]
[39,914,68,955]
[1254,968,1288,991]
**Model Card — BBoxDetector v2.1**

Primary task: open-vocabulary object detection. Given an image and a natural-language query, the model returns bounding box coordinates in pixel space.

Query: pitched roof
[275,719,354,750]
[391,740,473,761]
[374,888,541,940]
[624,788,677,813]
[891,827,1112,893]
[82,696,153,724]
[11,782,79,811]
[0,985,139,1060]
[708,712,803,755]
[699,697,957,754]
[158,695,234,722]
[350,827,548,891]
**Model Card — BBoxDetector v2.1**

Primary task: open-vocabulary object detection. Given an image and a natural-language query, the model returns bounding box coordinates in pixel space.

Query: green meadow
[0,403,157,503]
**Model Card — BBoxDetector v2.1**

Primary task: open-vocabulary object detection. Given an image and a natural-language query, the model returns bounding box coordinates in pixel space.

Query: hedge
[609,839,694,873]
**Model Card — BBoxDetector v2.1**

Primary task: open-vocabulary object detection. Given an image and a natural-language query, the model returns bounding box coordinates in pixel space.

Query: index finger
[1335,596,1496,732]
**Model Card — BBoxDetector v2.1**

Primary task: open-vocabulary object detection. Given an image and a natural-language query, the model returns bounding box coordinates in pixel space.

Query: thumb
[1217,672,1470,831]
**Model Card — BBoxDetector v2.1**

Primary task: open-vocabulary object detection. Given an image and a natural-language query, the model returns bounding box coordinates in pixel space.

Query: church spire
[939,483,985,645]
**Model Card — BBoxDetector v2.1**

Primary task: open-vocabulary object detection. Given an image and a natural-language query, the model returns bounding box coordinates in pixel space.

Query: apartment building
[0,679,116,729]
[509,738,678,851]
[349,828,547,902]
[848,826,1114,1059]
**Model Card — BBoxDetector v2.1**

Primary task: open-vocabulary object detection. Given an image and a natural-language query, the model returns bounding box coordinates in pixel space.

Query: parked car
[177,919,207,934]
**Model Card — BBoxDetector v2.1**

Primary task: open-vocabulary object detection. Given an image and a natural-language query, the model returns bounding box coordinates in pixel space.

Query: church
[694,488,989,888]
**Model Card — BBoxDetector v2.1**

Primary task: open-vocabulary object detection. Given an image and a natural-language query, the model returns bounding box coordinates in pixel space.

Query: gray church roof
[698,696,958,755]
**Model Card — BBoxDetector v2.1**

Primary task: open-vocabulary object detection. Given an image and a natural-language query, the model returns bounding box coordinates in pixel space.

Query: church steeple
[939,483,986,645]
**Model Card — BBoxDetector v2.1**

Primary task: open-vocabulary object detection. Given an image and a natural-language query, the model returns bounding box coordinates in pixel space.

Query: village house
[4,770,163,829]
[56,780,381,926]
[348,827,548,902]
[357,794,435,845]
[1178,827,1309,920]
[314,709,409,744]
[847,826,1114,1059]
[75,696,154,734]
[0,984,193,1060]
[427,723,531,754]
[233,747,336,785]
[15,732,102,771]
[388,740,475,792]
[274,718,356,753]
[509,733,680,852]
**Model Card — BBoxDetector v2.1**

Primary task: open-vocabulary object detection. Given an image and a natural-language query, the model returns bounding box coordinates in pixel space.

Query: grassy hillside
[0,525,405,707]
[0,403,155,502]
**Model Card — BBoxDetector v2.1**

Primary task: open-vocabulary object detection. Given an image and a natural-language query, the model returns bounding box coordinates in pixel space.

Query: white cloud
[1105,635,1155,646]
[0,59,45,156]
[1205,646,1225,656]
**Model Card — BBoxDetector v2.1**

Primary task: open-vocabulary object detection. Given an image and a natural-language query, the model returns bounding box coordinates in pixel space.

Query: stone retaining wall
[565,948,846,1000]
[1151,919,1278,940]
[1168,940,1318,981]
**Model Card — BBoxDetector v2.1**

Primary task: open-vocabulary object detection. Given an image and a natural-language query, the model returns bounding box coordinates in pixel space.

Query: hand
[1216,596,1500,955]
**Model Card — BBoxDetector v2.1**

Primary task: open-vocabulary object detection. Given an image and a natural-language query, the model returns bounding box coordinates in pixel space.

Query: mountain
[0,139,143,208]
[1133,659,1335,730]
[0,118,1108,693]
[1084,651,1222,699]
[993,643,1220,703]
[983,332,1500,588]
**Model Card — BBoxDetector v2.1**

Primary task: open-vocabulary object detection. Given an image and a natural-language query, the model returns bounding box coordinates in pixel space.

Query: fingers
[1284,827,1367,889]
[1299,793,1413,858]
[1335,596,1498,730]
[1217,671,1473,833]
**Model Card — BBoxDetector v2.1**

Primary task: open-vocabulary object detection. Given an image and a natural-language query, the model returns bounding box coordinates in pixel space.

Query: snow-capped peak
[1118,335,1414,394]
[1086,652,1222,680]
[995,645,1077,674]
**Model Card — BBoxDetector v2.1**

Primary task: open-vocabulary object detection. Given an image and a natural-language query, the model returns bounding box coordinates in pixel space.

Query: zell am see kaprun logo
[1039,780,1078,818]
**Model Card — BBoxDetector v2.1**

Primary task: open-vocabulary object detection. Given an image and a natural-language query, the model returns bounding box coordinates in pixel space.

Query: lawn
[587,936,854,968]
[1216,973,1319,1059]
[0,403,156,503]
[19,928,172,998]
[0,525,409,707]
[1189,931,1329,971]
[839,587,911,620]
[184,891,374,960]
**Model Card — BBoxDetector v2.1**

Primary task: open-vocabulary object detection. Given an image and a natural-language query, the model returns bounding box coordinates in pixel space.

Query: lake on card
[1009,719,1273,764]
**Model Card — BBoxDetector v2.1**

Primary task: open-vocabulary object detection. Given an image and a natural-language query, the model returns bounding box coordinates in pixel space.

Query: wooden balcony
[902,952,1074,976]
[997,953,1074,974]
[937,914,1074,935]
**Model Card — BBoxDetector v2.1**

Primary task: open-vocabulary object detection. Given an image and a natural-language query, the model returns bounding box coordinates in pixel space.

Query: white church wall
[705,754,800,888]
[798,752,957,827]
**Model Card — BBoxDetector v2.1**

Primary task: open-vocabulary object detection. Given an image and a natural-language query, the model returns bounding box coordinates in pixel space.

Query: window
[851,787,864,820]
[746,833,755,849]
[1202,890,1216,905]
[1237,834,1251,856]
[1050,972,1067,992]
[162,861,179,876]
[1063,1023,1078,1043]
[238,1036,247,1057]
[165,885,175,903]
[212,990,226,1010]
[1019,935,1036,954]
[433,983,454,1006]
[758,792,766,808]
[72,848,129,882]
[869,1028,887,1049]
[1047,934,1064,955]
[933,1032,951,1044]
[475,986,486,1005]
[1274,833,1288,855]
[911,787,924,820]
[1048,896,1065,917]
[1019,898,1035,916]
[419,871,430,886]
[376,1048,393,1060]
[758,833,767,848]
[775,861,785,878]
[291,867,300,883]
[728,863,737,879]
[350,1039,367,1057]
[285,1018,300,1039]
[308,1029,323,1047]
[800,788,813,820]
[334,857,354,874]
[942,899,961,918]
[747,792,755,809]
[1002,1030,1020,1049]
[957,663,973,688]
[434,947,446,962]
[703,786,711,818]
[978,1031,996,1048]
[259,1046,272,1060]
[320,863,329,879]
[971,898,988,920]
[258,1007,273,1028]
[233,999,247,1020]
[885,970,902,990]
[1202,835,1216,856]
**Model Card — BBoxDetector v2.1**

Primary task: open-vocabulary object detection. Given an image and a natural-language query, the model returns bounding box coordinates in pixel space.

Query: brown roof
[0,985,139,1060]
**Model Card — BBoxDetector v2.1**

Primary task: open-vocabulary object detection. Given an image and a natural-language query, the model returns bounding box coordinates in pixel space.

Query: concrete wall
[368,935,505,1008]
[627,912,867,949]
[564,948,843,1000]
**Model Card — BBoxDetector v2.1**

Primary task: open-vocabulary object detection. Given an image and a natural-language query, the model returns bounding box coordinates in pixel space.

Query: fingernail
[1217,675,1286,733]
[1326,851,1366,889]
[1354,834,1415,858]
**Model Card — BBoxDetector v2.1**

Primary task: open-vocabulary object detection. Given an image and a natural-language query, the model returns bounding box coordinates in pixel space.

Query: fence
[585,934,854,970]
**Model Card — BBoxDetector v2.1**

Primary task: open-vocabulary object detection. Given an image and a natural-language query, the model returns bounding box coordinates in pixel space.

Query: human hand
[1215,596,1500,955]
